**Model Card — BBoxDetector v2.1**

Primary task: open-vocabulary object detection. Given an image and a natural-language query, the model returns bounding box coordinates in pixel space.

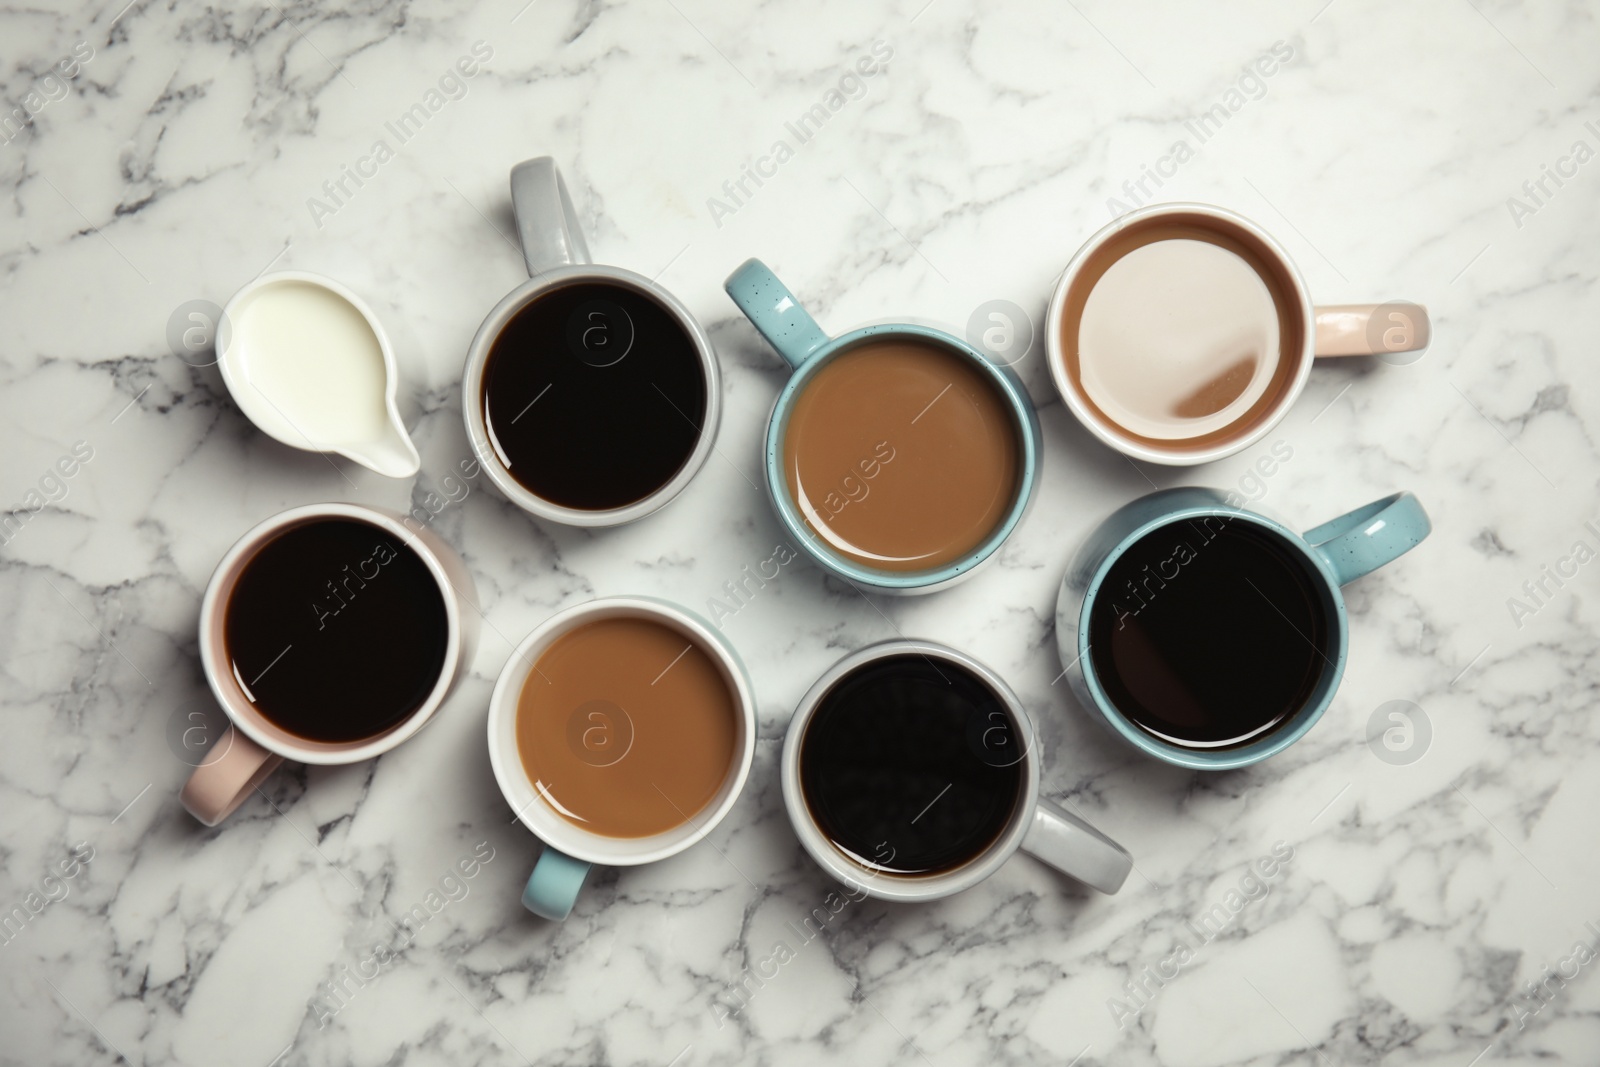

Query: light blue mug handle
[521,847,591,921]
[1303,491,1431,586]
[724,258,830,369]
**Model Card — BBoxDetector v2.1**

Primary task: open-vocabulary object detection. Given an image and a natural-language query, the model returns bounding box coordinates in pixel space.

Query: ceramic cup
[179,503,478,826]
[1055,487,1431,770]
[1046,202,1430,466]
[781,640,1132,901]
[487,597,757,921]
[461,158,721,527]
[218,271,421,478]
[724,259,1041,595]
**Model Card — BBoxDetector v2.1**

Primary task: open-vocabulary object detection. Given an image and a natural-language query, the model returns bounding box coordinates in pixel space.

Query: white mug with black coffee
[461,158,722,527]
[781,640,1132,901]
[179,503,478,826]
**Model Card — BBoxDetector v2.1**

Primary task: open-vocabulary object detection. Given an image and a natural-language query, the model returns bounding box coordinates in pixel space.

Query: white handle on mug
[460,157,723,528]
[781,639,1132,903]
[1024,798,1134,895]
[509,157,590,275]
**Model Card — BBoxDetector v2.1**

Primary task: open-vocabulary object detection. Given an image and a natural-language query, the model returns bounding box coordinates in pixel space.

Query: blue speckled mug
[724,258,1041,595]
[1055,488,1430,770]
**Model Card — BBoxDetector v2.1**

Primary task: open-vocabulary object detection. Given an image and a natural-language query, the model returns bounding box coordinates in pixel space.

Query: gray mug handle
[1022,798,1133,894]
[509,157,591,276]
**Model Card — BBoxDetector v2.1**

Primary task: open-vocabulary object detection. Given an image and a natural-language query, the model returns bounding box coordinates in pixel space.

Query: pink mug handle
[180,726,283,826]
[1313,302,1430,357]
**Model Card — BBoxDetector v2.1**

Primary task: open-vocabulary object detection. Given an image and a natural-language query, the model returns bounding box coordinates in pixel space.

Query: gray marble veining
[1,1,1597,1065]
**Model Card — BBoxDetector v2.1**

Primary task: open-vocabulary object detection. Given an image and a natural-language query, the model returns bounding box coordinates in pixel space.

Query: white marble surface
[2,1,1598,1065]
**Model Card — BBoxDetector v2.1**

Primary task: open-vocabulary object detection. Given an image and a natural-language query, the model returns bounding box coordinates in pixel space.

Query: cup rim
[486,596,757,867]
[1045,202,1317,466]
[461,265,722,528]
[762,323,1040,592]
[1074,504,1350,770]
[780,638,1042,902]
[199,503,466,766]
[217,270,418,476]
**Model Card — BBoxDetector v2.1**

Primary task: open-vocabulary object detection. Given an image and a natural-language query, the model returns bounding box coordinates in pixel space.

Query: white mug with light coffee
[1046,202,1429,466]
[487,597,757,921]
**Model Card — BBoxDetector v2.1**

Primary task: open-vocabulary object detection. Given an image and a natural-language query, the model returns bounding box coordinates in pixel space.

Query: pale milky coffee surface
[1078,238,1280,440]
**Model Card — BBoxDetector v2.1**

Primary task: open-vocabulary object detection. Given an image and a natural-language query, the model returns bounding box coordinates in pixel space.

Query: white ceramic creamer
[217,271,420,478]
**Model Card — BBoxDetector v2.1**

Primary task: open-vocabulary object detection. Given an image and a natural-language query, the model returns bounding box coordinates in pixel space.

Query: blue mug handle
[1303,491,1431,586]
[521,847,591,921]
[724,258,830,369]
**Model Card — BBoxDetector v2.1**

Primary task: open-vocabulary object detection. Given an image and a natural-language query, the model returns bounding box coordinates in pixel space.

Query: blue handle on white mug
[724,258,830,369]
[522,847,591,921]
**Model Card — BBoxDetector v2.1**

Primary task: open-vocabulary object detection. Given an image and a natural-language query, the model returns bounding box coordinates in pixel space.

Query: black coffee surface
[224,519,449,743]
[800,655,1023,876]
[1088,518,1328,749]
[482,281,706,510]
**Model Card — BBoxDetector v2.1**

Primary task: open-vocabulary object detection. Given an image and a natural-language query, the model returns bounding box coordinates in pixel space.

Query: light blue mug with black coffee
[1055,487,1431,770]
[725,258,1041,595]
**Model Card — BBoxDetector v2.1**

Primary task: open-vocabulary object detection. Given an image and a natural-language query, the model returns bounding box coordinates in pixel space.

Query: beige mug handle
[1313,302,1430,357]
[180,726,283,826]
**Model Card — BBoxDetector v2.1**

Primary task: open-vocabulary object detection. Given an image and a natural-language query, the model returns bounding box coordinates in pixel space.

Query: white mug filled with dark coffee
[462,158,722,527]
[179,503,478,826]
[781,640,1132,901]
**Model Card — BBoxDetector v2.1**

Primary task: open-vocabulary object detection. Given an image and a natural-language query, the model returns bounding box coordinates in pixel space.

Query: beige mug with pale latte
[1046,202,1429,466]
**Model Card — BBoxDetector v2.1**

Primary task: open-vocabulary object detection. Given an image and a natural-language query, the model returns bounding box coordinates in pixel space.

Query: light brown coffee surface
[782,339,1020,572]
[516,617,737,838]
